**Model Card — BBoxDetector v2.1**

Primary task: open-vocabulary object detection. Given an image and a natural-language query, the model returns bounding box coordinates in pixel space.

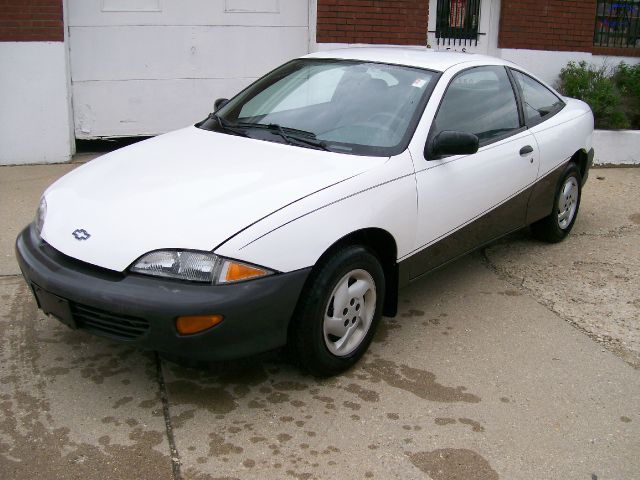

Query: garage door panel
[72,78,255,139]
[68,0,308,27]
[67,0,309,138]
[69,25,309,81]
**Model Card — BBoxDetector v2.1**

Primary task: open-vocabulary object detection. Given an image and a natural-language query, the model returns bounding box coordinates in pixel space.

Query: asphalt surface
[1,162,638,480]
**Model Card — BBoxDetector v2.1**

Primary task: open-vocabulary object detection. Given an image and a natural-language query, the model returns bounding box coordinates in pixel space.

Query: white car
[17,48,594,376]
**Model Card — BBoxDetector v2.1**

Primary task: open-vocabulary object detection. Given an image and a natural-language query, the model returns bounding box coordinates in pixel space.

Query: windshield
[197,59,439,156]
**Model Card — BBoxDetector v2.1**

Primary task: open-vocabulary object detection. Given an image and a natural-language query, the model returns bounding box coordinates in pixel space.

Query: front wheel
[290,246,385,377]
[531,163,582,243]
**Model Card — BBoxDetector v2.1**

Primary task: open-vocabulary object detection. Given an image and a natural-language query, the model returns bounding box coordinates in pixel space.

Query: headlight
[35,197,47,237]
[129,250,274,284]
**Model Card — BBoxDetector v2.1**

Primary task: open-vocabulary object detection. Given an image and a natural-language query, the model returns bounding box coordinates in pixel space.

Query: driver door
[407,65,539,280]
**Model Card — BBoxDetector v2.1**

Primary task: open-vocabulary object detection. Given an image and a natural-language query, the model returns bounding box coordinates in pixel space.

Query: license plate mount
[31,284,77,330]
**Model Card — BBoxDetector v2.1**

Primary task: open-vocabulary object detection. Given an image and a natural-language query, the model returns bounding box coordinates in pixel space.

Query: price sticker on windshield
[412,78,427,88]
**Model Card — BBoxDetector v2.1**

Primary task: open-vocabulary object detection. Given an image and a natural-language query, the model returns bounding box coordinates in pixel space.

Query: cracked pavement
[484,169,640,368]
[1,164,639,479]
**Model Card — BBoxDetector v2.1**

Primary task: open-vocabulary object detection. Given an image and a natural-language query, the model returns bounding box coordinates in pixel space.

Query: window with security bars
[435,0,481,46]
[594,1,640,48]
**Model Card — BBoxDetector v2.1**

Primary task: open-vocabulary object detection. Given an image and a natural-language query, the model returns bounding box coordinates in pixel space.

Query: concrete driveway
[1,163,638,480]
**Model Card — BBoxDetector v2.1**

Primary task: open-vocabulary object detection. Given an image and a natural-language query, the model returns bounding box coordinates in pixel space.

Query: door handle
[519,145,534,156]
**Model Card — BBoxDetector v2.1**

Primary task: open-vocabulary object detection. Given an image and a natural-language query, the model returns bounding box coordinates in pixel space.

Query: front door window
[432,66,521,146]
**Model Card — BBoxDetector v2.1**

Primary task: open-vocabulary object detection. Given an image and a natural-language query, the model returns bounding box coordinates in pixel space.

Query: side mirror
[426,130,479,160]
[214,98,229,111]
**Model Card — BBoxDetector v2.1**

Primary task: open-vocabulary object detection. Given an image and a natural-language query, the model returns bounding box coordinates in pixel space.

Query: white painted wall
[593,130,640,165]
[68,0,310,138]
[0,42,74,165]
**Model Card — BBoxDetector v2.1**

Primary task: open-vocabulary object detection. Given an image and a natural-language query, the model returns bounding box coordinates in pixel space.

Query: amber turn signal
[223,261,269,283]
[176,315,224,335]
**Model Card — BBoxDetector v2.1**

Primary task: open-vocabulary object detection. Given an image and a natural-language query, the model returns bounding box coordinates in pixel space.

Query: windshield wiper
[268,123,293,145]
[236,122,330,151]
[286,134,330,151]
[268,124,330,151]
[208,113,249,137]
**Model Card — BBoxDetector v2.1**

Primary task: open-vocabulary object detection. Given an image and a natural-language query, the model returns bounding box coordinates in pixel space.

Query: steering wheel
[347,121,395,133]
[368,112,403,128]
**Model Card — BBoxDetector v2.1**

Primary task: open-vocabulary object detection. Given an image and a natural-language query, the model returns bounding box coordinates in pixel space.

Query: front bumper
[15,225,310,361]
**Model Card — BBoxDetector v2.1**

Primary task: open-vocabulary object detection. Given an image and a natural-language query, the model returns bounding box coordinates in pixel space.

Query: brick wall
[0,0,64,42]
[317,0,429,45]
[498,0,596,52]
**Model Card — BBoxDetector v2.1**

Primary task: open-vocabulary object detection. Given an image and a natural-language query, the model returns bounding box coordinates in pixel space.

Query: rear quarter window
[511,69,564,126]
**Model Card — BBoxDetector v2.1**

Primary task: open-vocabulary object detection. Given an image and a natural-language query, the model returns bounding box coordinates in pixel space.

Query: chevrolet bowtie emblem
[72,229,91,241]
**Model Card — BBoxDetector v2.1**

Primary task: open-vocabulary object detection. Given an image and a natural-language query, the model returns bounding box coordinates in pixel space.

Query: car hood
[41,126,385,272]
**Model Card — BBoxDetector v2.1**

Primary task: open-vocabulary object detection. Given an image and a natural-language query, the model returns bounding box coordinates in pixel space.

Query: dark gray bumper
[15,225,310,361]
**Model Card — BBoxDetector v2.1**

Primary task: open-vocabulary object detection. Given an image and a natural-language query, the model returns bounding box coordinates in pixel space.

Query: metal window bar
[435,0,481,46]
[594,1,640,48]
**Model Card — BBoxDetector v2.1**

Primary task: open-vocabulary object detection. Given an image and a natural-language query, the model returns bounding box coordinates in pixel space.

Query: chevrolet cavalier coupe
[16,48,594,376]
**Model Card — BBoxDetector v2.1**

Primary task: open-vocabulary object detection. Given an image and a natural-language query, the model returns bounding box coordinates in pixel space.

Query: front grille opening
[71,303,149,340]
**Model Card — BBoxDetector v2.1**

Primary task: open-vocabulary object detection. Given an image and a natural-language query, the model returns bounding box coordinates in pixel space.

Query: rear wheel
[531,163,582,243]
[290,245,385,377]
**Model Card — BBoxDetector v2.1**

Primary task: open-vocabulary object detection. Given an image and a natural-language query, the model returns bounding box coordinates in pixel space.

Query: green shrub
[613,62,640,128]
[557,61,629,129]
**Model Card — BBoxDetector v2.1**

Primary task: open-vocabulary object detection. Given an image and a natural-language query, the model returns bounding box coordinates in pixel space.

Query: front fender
[214,151,418,272]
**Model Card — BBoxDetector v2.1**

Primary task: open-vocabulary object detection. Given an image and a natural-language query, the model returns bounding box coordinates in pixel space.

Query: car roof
[303,47,511,72]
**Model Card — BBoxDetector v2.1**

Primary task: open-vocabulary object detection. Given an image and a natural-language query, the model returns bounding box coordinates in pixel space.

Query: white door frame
[427,0,501,55]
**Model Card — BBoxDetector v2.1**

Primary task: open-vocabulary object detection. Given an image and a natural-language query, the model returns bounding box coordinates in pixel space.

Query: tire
[290,245,385,377]
[531,163,582,243]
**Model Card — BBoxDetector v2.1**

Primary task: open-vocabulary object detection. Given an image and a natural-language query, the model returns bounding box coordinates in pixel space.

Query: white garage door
[68,0,309,138]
